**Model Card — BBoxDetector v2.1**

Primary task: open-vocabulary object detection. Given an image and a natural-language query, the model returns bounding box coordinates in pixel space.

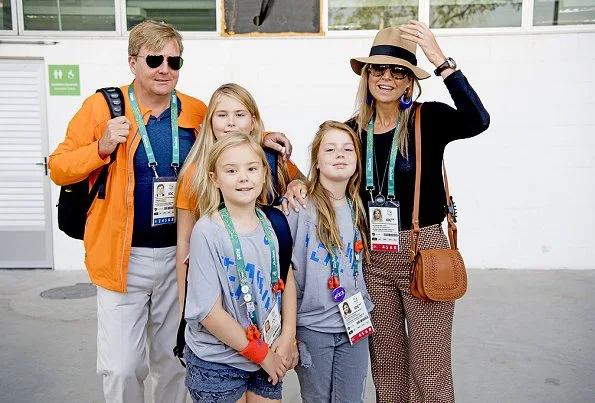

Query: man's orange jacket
[49,84,207,292]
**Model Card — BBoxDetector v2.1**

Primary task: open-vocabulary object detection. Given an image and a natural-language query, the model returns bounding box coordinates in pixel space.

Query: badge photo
[368,200,401,252]
[339,292,374,345]
[151,177,177,226]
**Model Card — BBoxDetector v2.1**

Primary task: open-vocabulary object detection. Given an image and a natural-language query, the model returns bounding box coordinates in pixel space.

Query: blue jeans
[295,327,370,403]
[185,347,282,403]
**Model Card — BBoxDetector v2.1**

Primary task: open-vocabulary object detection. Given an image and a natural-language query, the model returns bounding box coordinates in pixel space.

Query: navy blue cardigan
[349,70,490,229]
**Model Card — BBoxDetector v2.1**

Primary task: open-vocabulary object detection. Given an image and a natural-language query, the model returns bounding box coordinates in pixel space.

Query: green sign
[48,65,80,96]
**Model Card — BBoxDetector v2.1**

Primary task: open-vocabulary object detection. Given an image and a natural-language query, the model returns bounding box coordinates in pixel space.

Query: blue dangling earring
[366,91,374,105]
[400,91,412,109]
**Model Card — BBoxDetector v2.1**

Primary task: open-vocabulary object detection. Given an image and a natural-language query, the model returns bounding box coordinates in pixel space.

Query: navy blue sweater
[349,70,490,229]
[132,101,195,247]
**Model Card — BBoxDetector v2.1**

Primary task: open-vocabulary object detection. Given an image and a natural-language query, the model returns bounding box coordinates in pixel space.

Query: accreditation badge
[152,177,177,226]
[368,198,401,252]
[339,292,374,345]
[262,298,282,346]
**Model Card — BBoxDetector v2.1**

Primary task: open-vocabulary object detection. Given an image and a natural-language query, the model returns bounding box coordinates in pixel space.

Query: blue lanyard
[220,207,279,327]
[365,113,403,200]
[128,83,179,178]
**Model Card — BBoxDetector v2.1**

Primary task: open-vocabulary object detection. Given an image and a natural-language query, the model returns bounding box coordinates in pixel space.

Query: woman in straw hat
[280,20,489,402]
[347,21,490,402]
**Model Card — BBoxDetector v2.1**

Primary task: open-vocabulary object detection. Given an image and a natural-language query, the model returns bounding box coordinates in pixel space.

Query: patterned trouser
[363,224,455,403]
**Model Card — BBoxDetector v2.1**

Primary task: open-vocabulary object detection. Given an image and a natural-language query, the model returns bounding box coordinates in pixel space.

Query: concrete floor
[0,269,594,403]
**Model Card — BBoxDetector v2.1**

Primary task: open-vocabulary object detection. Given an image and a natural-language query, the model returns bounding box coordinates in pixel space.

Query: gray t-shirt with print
[287,203,374,333]
[185,212,281,371]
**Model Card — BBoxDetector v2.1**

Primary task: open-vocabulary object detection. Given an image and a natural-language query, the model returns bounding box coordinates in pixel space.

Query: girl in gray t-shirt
[286,121,373,403]
[184,134,297,403]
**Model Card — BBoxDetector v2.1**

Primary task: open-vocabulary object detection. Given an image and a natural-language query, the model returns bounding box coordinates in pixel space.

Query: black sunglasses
[368,64,410,80]
[136,54,184,71]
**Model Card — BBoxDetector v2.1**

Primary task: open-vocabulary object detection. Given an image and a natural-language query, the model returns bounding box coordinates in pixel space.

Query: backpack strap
[173,260,189,367]
[97,87,125,118]
[260,205,293,283]
[95,87,125,200]
[264,147,279,205]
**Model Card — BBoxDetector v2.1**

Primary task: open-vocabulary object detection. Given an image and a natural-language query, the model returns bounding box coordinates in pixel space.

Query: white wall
[1,31,594,270]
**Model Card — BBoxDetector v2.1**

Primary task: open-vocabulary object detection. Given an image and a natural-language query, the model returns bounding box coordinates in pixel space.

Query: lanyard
[329,199,361,284]
[220,207,279,327]
[128,83,180,178]
[365,113,403,200]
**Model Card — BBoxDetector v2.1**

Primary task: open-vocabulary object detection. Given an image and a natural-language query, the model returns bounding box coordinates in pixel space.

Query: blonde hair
[128,20,184,56]
[178,83,289,219]
[199,134,273,218]
[307,121,369,262]
[353,64,422,159]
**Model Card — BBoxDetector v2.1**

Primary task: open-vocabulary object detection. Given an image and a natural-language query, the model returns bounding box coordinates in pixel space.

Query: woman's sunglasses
[368,64,410,80]
[136,54,184,71]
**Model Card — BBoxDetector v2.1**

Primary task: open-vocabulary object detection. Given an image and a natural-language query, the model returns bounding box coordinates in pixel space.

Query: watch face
[434,58,456,76]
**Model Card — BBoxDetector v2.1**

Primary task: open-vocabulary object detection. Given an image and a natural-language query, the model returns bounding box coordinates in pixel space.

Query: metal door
[0,59,53,268]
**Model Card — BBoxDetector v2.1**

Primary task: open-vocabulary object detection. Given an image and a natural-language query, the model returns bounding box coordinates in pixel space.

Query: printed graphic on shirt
[307,235,355,275]
[220,234,274,313]
[288,205,373,333]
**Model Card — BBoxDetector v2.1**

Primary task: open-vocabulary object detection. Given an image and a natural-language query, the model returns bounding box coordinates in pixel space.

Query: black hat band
[369,45,417,66]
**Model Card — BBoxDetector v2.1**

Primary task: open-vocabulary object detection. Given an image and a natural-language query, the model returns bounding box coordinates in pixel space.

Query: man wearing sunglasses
[49,20,292,403]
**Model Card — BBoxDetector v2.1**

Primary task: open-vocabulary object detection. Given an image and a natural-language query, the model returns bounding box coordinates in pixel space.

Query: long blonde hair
[178,83,289,218]
[307,121,369,262]
[199,134,273,218]
[352,64,422,159]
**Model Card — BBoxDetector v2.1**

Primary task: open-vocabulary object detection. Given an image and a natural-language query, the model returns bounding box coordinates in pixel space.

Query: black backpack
[173,204,293,366]
[56,87,124,240]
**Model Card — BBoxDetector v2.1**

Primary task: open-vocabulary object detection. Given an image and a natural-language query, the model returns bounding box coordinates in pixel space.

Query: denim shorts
[185,346,283,402]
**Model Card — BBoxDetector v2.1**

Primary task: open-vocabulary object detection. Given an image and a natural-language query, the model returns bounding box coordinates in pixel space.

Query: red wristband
[239,338,269,364]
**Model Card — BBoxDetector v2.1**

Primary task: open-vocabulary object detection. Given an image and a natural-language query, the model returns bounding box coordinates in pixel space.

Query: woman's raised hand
[399,20,447,69]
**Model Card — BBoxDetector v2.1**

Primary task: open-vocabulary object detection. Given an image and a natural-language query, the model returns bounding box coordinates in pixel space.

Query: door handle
[35,157,48,175]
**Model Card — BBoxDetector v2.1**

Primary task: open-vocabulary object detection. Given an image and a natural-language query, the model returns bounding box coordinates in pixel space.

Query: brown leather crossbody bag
[409,104,467,302]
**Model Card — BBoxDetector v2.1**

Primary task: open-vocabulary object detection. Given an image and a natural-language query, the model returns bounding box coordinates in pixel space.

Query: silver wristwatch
[434,57,456,76]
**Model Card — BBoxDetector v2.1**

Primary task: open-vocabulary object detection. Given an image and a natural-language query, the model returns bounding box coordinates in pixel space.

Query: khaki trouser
[96,246,186,403]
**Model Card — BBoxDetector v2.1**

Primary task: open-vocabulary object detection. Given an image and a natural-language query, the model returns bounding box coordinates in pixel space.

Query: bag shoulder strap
[94,87,125,200]
[264,147,280,204]
[260,205,293,283]
[410,104,458,262]
[173,259,189,365]
[96,87,125,118]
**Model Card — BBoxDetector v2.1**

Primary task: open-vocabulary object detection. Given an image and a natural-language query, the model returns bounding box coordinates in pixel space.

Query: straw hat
[350,27,430,80]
